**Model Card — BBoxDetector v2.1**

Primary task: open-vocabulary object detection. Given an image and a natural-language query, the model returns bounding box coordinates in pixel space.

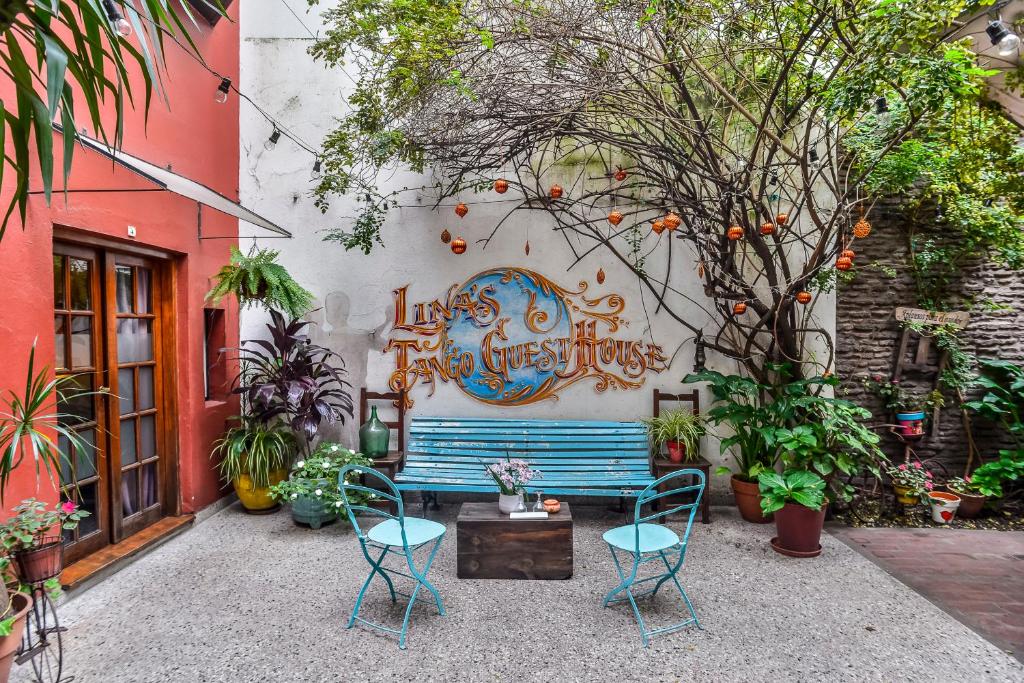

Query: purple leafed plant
[234,310,353,444]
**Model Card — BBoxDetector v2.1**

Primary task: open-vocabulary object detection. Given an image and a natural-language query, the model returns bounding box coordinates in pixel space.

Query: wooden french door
[54,243,176,563]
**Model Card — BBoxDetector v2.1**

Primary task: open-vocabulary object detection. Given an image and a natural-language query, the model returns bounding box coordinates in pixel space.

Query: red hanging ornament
[525,240,531,256]
[796,291,813,305]
[451,236,467,254]
[775,212,789,226]
[440,229,451,244]
[760,222,775,236]
[597,268,606,284]
[549,184,563,199]
[733,302,747,315]
[664,212,682,231]
[836,256,853,271]
[841,248,855,259]
[455,203,468,218]
[652,220,666,235]
[614,168,627,182]
[608,211,624,226]
[727,225,744,240]
[494,178,509,194]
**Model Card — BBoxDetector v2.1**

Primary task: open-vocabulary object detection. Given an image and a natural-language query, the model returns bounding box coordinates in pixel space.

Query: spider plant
[211,417,295,489]
[642,409,705,460]
[206,245,315,318]
[0,343,98,502]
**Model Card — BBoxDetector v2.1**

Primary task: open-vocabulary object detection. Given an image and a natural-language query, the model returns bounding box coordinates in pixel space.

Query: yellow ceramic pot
[234,469,287,513]
[893,484,918,506]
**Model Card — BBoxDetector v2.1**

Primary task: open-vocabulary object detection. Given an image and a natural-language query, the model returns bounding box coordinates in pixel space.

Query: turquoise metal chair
[338,464,447,649]
[602,469,705,647]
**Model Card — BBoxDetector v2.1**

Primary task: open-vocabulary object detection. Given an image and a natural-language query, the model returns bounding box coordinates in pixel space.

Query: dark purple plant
[234,310,353,442]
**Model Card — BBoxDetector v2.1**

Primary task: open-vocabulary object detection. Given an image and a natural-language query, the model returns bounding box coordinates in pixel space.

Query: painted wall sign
[385,267,667,406]
[894,307,970,329]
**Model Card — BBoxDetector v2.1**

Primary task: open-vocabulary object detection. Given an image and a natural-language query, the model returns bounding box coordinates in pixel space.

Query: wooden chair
[651,388,711,524]
[359,388,407,512]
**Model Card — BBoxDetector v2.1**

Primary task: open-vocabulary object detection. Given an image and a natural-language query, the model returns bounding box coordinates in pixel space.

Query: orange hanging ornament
[835,256,853,271]
[796,291,813,305]
[760,222,775,236]
[841,249,855,259]
[597,268,606,284]
[652,220,666,235]
[775,212,789,226]
[853,217,872,239]
[493,178,509,194]
[607,211,623,226]
[733,302,747,315]
[440,229,451,244]
[549,184,563,199]
[727,225,744,240]
[455,203,468,218]
[614,168,627,182]
[664,212,682,231]
[451,237,467,254]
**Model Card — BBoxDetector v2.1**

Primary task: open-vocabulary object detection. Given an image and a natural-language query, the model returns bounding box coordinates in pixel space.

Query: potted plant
[683,370,782,523]
[484,457,541,513]
[0,499,89,584]
[944,477,986,518]
[234,311,353,449]
[270,443,374,528]
[211,418,294,513]
[926,490,960,524]
[0,581,31,683]
[206,245,315,318]
[758,470,827,557]
[642,410,705,462]
[965,453,1024,501]
[862,375,944,438]
[885,461,933,505]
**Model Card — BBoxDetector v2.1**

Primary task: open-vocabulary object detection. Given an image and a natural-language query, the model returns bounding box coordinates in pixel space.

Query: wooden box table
[456,502,573,580]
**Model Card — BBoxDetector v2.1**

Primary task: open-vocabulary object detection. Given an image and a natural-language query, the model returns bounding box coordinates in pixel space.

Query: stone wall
[836,197,1023,473]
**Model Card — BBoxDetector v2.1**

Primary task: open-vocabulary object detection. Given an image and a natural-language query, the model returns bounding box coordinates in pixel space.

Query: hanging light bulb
[808,148,820,169]
[311,157,322,180]
[102,0,132,38]
[986,20,1021,57]
[264,126,281,151]
[875,96,888,115]
[215,77,231,104]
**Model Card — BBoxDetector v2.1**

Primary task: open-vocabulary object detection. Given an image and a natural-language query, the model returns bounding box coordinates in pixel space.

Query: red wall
[0,4,242,515]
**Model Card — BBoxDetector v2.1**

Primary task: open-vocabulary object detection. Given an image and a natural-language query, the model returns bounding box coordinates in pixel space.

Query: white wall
[238,1,836,479]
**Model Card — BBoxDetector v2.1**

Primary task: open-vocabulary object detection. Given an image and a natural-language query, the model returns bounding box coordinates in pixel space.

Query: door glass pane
[142,462,158,509]
[140,415,157,460]
[59,433,72,486]
[54,316,67,370]
[76,429,97,481]
[120,419,137,466]
[118,368,135,415]
[76,483,99,536]
[70,316,93,368]
[122,469,139,517]
[138,366,154,410]
[117,319,153,362]
[53,255,65,309]
[69,258,91,310]
[136,268,152,314]
[115,265,133,313]
[58,375,94,425]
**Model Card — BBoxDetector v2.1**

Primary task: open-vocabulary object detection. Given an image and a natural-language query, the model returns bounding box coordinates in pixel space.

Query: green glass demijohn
[359,406,390,458]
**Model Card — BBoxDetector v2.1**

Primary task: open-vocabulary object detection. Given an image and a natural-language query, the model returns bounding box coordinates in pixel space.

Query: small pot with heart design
[927,491,960,524]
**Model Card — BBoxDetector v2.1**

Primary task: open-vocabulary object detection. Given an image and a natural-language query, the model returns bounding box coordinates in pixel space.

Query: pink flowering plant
[885,461,933,494]
[0,498,90,553]
[484,456,541,495]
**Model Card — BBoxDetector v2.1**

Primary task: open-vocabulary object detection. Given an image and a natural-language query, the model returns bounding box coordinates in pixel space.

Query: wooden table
[456,502,573,580]
[652,458,712,524]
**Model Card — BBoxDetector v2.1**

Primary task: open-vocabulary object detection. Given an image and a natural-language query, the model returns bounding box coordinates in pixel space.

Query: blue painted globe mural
[444,268,573,404]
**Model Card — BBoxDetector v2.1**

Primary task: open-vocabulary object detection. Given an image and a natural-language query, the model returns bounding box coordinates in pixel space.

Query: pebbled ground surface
[18,505,1024,683]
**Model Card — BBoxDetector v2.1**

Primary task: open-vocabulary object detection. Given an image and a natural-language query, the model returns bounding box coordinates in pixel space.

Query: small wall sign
[385,267,667,407]
[894,307,969,329]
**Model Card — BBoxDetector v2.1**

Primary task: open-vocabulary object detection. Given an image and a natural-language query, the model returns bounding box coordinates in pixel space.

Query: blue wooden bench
[394,417,655,513]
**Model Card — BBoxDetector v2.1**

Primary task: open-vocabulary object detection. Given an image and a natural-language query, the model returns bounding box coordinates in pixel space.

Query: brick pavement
[828,526,1024,662]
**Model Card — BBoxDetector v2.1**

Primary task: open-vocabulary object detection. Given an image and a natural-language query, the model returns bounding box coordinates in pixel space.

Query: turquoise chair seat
[368,517,446,547]
[603,523,680,553]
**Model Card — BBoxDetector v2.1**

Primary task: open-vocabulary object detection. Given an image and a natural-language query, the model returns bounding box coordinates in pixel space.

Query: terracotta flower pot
[953,490,985,519]
[0,592,32,683]
[771,502,826,557]
[665,440,686,463]
[731,475,773,524]
[14,538,64,584]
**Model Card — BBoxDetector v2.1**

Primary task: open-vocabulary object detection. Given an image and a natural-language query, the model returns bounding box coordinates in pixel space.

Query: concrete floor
[18,505,1024,682]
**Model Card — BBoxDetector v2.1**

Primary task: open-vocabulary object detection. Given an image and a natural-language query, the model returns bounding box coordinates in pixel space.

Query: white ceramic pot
[928,491,960,524]
[498,493,524,514]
